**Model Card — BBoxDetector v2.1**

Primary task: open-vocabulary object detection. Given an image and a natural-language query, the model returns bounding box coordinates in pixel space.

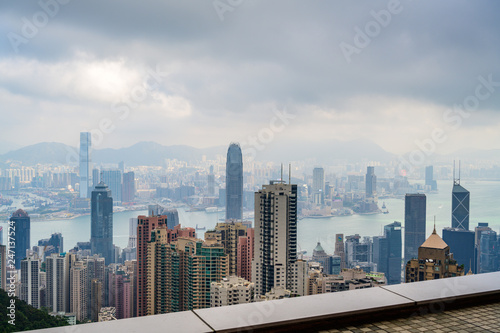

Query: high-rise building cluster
[2,139,499,327]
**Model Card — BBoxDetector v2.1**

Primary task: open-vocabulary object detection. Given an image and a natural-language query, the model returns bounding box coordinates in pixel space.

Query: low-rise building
[210,276,254,307]
[256,286,291,301]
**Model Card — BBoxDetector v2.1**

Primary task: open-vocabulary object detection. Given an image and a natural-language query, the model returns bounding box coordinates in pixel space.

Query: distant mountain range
[0,140,499,167]
[0,142,226,167]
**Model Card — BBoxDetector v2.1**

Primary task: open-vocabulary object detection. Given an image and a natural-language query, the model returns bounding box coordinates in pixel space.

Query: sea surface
[1,180,498,256]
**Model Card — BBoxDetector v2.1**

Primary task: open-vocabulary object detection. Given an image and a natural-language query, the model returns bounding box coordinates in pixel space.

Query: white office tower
[252,181,297,297]
[71,261,88,322]
[20,252,41,308]
[46,253,70,313]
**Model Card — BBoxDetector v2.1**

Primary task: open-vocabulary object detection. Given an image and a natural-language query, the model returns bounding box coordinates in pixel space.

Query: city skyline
[1,1,500,329]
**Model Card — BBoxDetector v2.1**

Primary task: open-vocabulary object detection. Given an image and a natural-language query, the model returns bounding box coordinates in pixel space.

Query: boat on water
[205,207,225,213]
[306,214,335,219]
[382,202,389,214]
[196,224,206,231]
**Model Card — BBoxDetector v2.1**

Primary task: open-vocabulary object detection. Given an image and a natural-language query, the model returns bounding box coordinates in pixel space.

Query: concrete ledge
[30,310,213,333]
[380,271,500,305]
[194,287,414,332]
[29,272,500,333]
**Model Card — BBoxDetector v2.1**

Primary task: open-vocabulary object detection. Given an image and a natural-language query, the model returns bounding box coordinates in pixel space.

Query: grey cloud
[1,0,500,153]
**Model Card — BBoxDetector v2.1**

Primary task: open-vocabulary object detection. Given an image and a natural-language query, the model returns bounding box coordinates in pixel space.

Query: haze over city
[1,1,500,332]
[1,1,500,157]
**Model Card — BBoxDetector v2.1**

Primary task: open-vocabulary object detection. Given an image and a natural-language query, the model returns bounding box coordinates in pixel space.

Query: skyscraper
[345,235,372,267]
[405,227,464,282]
[207,165,215,196]
[404,194,426,263]
[365,166,376,198]
[92,168,100,190]
[164,209,180,230]
[383,221,402,285]
[10,209,30,269]
[478,229,498,273]
[452,182,470,230]
[205,221,247,276]
[71,261,88,322]
[425,166,437,191]
[102,169,122,204]
[312,242,333,274]
[79,132,91,198]
[372,236,388,276]
[122,171,135,203]
[136,212,195,317]
[442,228,476,274]
[146,232,227,314]
[312,167,325,204]
[252,182,297,296]
[108,267,134,319]
[237,228,254,282]
[226,143,243,220]
[91,182,114,265]
[137,214,166,317]
[20,252,40,308]
[334,234,346,269]
[90,279,102,322]
[46,253,70,313]
[85,255,105,316]
[38,232,64,254]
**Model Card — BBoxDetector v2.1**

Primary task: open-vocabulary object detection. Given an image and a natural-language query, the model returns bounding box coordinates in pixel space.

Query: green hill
[0,289,69,332]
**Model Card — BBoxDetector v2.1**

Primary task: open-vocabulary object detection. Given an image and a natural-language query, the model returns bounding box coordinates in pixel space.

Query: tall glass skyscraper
[365,166,376,198]
[425,166,437,191]
[404,193,426,263]
[79,132,92,198]
[312,167,325,203]
[102,169,122,204]
[452,182,470,230]
[10,209,30,269]
[225,143,243,220]
[122,171,135,203]
[91,182,113,265]
[442,227,476,274]
[479,230,498,273]
[384,221,402,285]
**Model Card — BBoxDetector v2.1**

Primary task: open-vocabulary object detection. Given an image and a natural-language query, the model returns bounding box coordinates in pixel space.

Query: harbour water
[1,180,498,256]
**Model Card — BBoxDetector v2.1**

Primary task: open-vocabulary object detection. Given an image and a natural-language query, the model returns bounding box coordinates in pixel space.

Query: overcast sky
[1,0,499,156]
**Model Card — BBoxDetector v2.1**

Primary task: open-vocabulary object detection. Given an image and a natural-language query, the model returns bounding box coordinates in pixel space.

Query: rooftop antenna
[289,163,291,184]
[453,160,457,185]
[458,160,461,185]
[281,163,284,184]
[433,216,436,234]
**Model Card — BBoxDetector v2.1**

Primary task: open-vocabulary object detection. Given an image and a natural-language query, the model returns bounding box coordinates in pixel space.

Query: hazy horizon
[2,1,500,158]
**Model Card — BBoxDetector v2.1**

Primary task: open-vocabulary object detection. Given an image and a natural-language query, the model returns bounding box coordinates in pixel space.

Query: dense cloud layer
[1,0,499,155]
